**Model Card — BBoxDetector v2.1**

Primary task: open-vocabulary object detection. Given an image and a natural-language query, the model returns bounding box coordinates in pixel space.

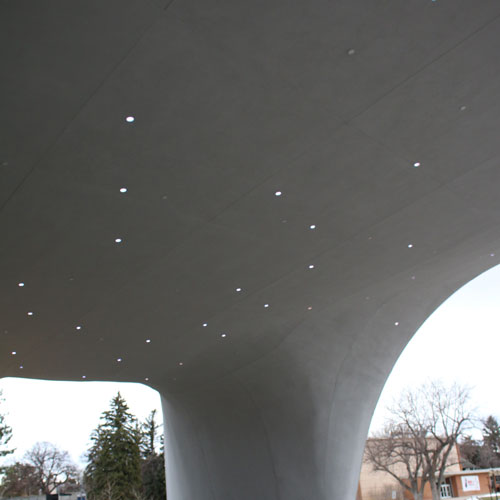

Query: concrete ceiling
[2,1,500,498]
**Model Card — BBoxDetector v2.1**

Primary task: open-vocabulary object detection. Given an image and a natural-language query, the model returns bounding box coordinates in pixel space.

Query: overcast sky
[1,264,500,468]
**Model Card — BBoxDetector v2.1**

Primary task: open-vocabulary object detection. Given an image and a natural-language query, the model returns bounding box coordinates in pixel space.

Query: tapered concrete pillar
[158,288,425,500]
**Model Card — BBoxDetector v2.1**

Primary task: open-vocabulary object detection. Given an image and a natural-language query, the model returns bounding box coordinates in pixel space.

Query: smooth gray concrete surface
[2,1,500,499]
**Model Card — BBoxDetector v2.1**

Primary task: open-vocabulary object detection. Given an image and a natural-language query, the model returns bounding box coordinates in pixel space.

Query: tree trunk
[430,481,441,500]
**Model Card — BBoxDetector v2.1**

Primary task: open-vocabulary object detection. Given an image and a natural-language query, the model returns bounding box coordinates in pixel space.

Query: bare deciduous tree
[365,381,475,500]
[24,441,79,494]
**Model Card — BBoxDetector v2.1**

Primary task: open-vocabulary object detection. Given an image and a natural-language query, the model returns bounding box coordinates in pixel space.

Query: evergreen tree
[84,393,142,500]
[0,390,13,463]
[483,415,500,455]
[140,410,166,500]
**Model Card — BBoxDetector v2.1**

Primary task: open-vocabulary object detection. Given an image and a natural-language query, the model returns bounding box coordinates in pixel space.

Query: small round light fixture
[307,306,313,310]
[408,243,413,248]
[394,322,399,326]
[264,303,269,308]
[236,287,242,292]
[202,323,208,327]
[308,264,315,269]
[18,282,25,287]
[179,362,184,366]
[120,187,128,193]
[309,224,316,230]
[221,333,227,338]
[76,325,82,331]
[126,116,135,123]
[82,375,86,379]
[19,365,23,369]
[117,358,122,362]
[275,191,282,197]
[413,162,421,168]
[347,48,356,56]
[145,377,149,381]
[146,339,151,343]
[11,351,16,355]
[27,311,34,316]
[115,238,123,244]
[460,105,467,112]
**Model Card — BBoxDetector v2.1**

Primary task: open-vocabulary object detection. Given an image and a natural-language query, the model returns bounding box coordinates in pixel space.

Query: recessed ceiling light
[120,188,127,193]
[117,358,122,362]
[11,351,16,355]
[413,162,421,168]
[264,303,269,308]
[76,326,82,330]
[27,311,34,316]
[307,306,313,310]
[408,244,413,248]
[19,365,23,369]
[202,323,208,327]
[179,362,183,366]
[82,375,86,379]
[145,377,149,381]
[394,322,400,326]
[308,264,315,269]
[18,282,25,287]
[146,339,151,343]
[236,287,242,292]
[275,191,282,197]
[490,253,495,257]
[115,238,123,243]
[309,224,316,230]
[126,116,135,123]
[221,333,227,338]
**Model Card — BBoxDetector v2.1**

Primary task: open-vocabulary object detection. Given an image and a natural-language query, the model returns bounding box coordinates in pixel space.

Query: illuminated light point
[120,187,128,193]
[115,238,123,243]
[490,253,495,257]
[82,375,86,379]
[202,323,208,327]
[307,306,313,310]
[146,339,151,343]
[236,287,242,292]
[408,243,413,248]
[413,162,421,168]
[27,311,34,316]
[394,322,399,326]
[179,362,184,366]
[347,48,356,56]
[221,333,227,338]
[308,264,315,269]
[145,377,149,381]
[264,303,269,308]
[76,325,82,331]
[18,282,25,287]
[11,351,16,355]
[126,116,135,123]
[19,365,23,369]
[275,191,282,197]
[309,224,316,230]
[117,358,122,362]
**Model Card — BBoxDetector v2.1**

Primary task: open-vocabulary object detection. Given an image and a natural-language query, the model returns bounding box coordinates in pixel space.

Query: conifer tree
[84,393,142,500]
[0,390,13,463]
[483,415,500,455]
[141,410,166,500]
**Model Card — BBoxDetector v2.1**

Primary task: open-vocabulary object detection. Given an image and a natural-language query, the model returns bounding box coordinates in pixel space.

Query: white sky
[1,263,500,469]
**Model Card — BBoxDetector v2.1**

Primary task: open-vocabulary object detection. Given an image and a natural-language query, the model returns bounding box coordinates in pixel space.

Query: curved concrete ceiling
[2,1,500,499]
